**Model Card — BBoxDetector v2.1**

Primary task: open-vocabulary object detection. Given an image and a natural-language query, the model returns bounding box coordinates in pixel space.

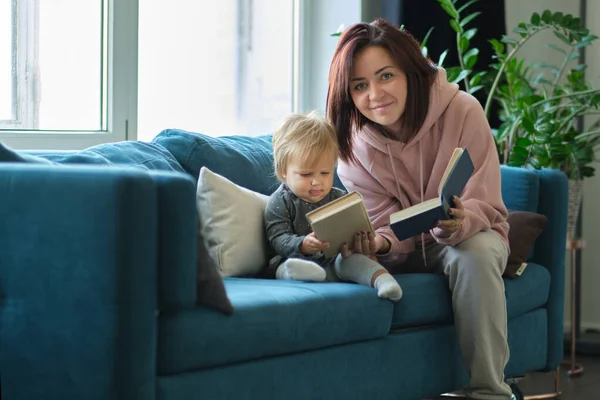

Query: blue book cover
[389,148,474,242]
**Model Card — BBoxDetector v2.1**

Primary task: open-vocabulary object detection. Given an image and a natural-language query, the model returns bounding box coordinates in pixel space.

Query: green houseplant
[431,0,600,236]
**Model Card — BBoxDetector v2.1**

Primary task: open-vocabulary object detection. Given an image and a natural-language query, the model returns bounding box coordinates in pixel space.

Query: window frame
[0,0,37,130]
[0,0,138,150]
[293,0,362,114]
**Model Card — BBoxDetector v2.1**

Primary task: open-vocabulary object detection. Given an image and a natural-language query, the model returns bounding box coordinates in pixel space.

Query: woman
[326,18,513,400]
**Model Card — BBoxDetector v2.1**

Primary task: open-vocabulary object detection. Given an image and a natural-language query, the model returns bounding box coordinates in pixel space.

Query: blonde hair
[272,111,339,182]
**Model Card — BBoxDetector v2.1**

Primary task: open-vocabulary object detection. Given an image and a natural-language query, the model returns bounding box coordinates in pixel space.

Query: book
[389,147,474,242]
[306,191,374,259]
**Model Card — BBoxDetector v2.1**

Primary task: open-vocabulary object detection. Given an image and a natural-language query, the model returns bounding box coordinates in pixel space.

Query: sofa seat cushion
[157,278,393,375]
[390,262,551,329]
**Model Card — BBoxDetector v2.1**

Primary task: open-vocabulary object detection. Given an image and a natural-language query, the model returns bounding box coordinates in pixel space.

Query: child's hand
[300,233,329,255]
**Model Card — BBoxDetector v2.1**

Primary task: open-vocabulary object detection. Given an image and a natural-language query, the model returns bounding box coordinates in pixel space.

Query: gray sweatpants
[399,229,512,400]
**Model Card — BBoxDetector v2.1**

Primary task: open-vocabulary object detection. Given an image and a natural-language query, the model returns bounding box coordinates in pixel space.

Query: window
[1,0,37,130]
[136,0,295,141]
[0,0,362,149]
[0,0,136,150]
[0,0,12,121]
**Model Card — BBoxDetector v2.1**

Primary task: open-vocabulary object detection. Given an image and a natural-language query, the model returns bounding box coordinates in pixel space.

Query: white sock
[276,258,326,282]
[373,273,403,301]
[334,253,403,301]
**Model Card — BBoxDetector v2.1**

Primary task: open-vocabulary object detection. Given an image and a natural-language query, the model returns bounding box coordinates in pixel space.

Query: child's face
[283,152,336,203]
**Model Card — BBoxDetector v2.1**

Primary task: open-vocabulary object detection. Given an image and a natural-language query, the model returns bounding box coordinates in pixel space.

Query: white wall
[505,0,600,332]
[580,0,600,331]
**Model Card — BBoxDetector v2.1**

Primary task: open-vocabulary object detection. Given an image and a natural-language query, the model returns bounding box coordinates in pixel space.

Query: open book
[389,147,474,242]
[306,191,374,259]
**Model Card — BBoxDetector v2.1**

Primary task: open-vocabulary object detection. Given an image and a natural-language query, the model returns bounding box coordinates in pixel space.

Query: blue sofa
[0,129,567,400]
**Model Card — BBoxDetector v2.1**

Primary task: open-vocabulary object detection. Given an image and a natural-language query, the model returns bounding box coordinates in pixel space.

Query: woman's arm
[430,96,509,245]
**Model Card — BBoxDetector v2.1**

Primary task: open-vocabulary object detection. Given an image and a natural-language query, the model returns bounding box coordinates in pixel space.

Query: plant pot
[567,179,584,239]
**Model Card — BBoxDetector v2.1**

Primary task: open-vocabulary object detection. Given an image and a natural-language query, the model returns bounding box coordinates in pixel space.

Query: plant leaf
[522,117,535,133]
[541,10,552,24]
[545,43,567,54]
[460,12,481,27]
[459,36,470,52]
[421,27,435,48]
[438,0,459,19]
[489,39,505,54]
[463,48,479,69]
[552,11,564,25]
[527,157,542,169]
[451,69,470,84]
[517,137,533,147]
[513,146,529,157]
[531,145,548,157]
[509,150,526,165]
[501,35,519,46]
[469,85,484,95]
[438,49,449,67]
[553,30,572,45]
[457,0,478,14]
[463,28,477,41]
[450,19,463,34]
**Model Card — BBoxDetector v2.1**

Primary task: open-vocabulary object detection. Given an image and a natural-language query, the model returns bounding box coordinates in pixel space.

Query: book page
[306,191,362,223]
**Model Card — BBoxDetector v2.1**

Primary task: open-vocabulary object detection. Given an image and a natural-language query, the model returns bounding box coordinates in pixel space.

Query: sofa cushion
[157,278,393,375]
[152,128,280,195]
[0,142,54,164]
[500,166,539,212]
[505,210,548,278]
[151,129,347,194]
[25,141,186,173]
[196,167,269,277]
[389,262,550,329]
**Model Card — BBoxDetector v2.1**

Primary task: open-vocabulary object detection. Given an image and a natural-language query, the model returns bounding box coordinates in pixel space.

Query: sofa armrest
[149,171,197,310]
[0,163,158,400]
[531,168,568,371]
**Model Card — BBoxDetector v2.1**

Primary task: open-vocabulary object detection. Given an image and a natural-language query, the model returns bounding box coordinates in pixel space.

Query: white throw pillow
[196,167,270,277]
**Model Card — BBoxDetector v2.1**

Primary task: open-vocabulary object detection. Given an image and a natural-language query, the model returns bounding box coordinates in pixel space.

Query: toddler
[264,111,402,301]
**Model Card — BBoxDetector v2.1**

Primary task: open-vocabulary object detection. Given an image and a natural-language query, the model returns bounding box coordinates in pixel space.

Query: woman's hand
[435,196,465,238]
[340,231,379,260]
[300,232,329,255]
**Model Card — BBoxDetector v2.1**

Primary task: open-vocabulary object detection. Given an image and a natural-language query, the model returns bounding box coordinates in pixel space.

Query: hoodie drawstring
[387,142,404,222]
[419,142,427,265]
[386,142,428,266]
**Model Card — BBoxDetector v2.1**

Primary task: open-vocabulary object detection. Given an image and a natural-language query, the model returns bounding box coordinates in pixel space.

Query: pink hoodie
[337,68,509,265]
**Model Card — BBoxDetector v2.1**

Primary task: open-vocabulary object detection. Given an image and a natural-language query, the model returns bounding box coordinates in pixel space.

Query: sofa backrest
[500,165,540,213]
[16,140,187,174]
[152,129,347,195]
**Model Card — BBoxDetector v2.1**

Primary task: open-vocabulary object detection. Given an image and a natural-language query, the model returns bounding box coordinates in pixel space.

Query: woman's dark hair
[326,18,438,163]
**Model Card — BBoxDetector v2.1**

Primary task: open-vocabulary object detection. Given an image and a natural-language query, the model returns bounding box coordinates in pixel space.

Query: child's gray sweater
[264,183,346,270]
